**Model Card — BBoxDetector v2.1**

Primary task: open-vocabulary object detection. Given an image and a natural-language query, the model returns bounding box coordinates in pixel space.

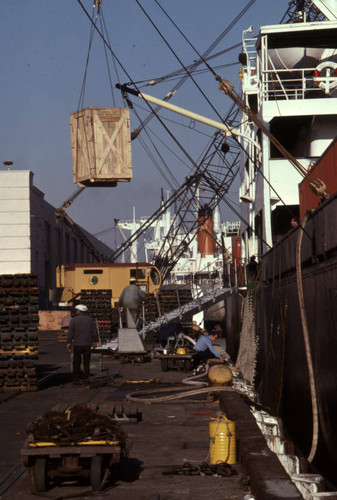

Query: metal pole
[116,84,261,149]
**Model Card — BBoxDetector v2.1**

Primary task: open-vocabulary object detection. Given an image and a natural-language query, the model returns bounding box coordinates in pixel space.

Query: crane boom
[117,79,329,200]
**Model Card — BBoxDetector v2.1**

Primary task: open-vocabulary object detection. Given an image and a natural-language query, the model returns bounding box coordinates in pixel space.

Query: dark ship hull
[243,192,337,486]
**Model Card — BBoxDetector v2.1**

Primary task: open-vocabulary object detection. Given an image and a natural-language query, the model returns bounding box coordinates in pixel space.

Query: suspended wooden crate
[70,107,132,187]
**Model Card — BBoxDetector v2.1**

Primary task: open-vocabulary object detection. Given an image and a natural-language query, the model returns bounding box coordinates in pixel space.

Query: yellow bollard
[209,415,236,464]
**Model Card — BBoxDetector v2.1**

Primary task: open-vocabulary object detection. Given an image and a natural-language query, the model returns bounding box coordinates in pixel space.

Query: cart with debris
[21,404,129,493]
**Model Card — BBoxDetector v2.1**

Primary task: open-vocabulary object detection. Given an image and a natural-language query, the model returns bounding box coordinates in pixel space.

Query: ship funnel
[197,206,215,257]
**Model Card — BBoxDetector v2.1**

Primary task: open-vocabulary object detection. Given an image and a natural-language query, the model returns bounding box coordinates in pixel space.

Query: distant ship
[115,191,241,324]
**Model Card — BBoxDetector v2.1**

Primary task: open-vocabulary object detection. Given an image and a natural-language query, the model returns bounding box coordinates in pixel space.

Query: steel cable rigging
[132,0,256,132]
[128,0,254,137]
[77,0,254,191]
[75,3,247,193]
[76,0,210,193]
[75,0,263,271]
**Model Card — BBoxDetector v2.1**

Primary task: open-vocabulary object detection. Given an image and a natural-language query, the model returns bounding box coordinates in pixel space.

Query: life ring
[313,61,337,92]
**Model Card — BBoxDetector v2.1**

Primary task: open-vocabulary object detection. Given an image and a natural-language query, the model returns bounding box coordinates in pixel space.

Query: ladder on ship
[139,285,234,337]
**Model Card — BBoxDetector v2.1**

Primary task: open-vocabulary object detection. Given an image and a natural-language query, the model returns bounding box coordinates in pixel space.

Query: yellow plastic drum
[209,415,236,465]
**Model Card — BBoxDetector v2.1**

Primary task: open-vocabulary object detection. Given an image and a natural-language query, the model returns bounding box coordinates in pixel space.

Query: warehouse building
[0,169,113,308]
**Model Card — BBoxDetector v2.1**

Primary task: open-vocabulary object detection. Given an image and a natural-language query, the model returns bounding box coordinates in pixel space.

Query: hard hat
[75,304,88,312]
[130,277,136,282]
[176,348,187,355]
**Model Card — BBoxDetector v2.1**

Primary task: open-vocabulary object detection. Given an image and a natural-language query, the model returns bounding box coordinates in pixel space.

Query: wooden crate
[70,107,132,187]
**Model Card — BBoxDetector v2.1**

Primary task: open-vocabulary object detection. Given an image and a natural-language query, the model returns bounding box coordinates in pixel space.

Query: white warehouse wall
[0,170,113,308]
[0,171,32,274]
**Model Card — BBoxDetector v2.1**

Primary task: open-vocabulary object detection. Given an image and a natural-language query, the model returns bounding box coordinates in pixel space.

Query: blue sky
[0,1,286,248]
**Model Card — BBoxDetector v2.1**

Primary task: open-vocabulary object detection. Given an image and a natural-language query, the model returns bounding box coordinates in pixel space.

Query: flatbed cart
[158,351,193,372]
[21,437,121,493]
[118,348,147,364]
[118,326,148,363]
[117,309,148,363]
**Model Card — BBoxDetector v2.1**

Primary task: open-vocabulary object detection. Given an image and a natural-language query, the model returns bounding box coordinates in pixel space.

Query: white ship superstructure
[239,1,337,259]
[116,193,240,284]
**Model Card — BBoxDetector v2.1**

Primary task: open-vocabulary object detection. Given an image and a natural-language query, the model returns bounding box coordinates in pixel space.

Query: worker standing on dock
[192,329,224,367]
[66,304,98,384]
[119,278,146,328]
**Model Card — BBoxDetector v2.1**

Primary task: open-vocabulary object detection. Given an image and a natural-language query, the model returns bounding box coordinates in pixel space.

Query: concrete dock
[0,331,302,499]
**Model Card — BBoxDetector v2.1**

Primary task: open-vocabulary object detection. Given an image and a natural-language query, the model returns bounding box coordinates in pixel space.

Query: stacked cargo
[142,286,194,341]
[144,286,193,322]
[157,287,193,315]
[79,290,112,343]
[0,274,39,391]
[57,314,72,343]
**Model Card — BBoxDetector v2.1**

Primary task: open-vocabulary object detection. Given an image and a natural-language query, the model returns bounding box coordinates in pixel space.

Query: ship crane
[116,84,260,150]
[117,81,330,201]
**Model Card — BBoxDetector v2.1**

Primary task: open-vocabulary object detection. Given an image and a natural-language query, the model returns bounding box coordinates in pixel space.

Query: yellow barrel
[209,415,236,465]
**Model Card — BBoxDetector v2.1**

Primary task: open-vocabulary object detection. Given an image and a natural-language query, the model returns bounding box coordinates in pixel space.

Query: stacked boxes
[0,274,39,391]
[79,290,112,344]
[57,314,72,343]
[144,287,193,322]
[143,287,194,342]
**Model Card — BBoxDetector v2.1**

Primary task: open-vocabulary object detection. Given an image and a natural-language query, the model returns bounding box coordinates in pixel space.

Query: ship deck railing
[262,66,334,100]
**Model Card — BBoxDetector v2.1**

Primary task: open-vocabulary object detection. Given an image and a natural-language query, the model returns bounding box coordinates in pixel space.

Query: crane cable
[77,0,257,216]
[217,78,330,199]
[129,0,254,137]
[77,5,97,110]
[141,51,241,88]
[55,4,99,246]
[76,0,183,190]
[77,0,264,256]
[77,0,209,191]
[97,8,118,106]
[134,0,251,127]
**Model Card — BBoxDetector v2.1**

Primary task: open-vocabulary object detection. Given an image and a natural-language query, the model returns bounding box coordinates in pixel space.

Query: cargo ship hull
[245,192,337,485]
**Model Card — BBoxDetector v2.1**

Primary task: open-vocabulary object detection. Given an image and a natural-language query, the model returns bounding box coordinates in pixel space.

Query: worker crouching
[192,329,224,368]
[66,304,98,384]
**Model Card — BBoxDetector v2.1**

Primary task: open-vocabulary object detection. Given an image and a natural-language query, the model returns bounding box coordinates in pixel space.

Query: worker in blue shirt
[192,329,224,367]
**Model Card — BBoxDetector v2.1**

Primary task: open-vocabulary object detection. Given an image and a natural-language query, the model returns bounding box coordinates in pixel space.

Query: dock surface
[0,331,301,499]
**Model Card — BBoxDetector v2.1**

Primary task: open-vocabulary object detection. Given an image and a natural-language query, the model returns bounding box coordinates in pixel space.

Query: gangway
[139,285,236,337]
